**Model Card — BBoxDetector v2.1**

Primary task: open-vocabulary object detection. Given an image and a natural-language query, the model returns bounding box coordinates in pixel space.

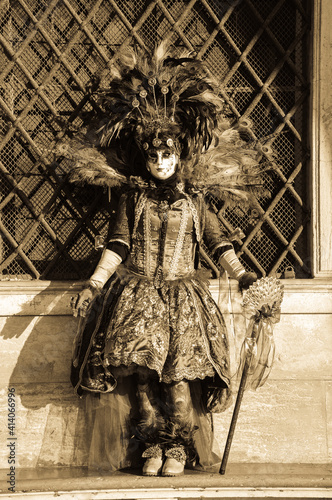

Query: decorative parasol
[219,276,284,474]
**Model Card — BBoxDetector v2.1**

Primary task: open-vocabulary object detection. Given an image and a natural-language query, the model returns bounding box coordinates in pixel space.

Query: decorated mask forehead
[143,137,175,150]
[142,136,181,156]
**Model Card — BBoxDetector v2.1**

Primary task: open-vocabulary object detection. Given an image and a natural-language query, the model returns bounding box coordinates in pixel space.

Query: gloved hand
[70,287,97,317]
[238,271,258,292]
[70,249,123,318]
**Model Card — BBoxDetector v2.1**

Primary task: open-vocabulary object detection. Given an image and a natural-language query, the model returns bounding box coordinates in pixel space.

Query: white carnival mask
[146,149,179,180]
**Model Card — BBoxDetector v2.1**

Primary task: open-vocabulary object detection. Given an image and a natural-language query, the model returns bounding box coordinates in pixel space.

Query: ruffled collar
[148,180,185,203]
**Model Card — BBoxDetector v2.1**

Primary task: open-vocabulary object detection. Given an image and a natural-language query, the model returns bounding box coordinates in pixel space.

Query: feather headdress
[58,41,275,208]
[96,40,224,159]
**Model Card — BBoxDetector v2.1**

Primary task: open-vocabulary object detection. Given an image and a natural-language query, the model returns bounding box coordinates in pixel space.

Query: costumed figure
[63,42,274,476]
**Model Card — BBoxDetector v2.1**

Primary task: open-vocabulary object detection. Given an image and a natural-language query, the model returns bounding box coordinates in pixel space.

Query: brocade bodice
[130,196,197,280]
[109,188,232,281]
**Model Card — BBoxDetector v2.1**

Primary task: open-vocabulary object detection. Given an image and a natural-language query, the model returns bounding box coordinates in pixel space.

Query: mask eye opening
[147,152,158,162]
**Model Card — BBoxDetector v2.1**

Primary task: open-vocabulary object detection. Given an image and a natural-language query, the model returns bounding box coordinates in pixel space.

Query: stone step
[0,464,331,499]
[0,488,330,499]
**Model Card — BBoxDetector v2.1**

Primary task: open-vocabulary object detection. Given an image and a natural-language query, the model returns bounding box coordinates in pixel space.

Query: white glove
[218,248,246,280]
[71,249,122,317]
[89,248,122,289]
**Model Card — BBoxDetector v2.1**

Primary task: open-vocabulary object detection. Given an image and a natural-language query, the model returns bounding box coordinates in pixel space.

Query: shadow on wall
[1,284,92,467]
[0,282,246,468]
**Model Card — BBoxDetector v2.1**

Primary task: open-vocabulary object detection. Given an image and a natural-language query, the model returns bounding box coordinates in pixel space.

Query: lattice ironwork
[0,0,311,280]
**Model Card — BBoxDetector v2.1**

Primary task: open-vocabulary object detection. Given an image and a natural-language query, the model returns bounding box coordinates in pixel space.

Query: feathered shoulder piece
[55,140,127,188]
[182,118,276,209]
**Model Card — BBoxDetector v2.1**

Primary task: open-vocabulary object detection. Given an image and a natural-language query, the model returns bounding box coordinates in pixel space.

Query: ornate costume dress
[71,185,234,470]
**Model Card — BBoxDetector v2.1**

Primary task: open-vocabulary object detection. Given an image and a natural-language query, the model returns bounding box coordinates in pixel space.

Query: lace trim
[167,200,190,280]
[183,193,201,242]
[161,366,215,384]
[132,192,147,239]
[106,354,218,385]
[106,353,164,379]
[143,198,152,278]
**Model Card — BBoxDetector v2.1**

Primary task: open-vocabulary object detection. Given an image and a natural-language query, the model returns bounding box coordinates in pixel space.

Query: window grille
[0,0,311,280]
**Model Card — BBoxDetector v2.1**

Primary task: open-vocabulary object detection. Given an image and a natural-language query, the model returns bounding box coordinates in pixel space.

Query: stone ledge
[0,279,331,316]
[0,464,331,499]
[0,278,331,294]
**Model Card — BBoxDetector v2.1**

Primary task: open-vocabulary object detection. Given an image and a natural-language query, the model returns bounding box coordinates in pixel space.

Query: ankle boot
[142,444,163,476]
[142,456,163,476]
[162,446,186,476]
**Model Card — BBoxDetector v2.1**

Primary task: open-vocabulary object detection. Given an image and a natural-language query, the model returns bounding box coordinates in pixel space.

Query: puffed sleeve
[106,192,136,258]
[202,199,233,256]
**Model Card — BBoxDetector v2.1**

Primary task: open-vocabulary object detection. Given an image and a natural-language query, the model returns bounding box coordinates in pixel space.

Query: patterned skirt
[80,272,231,391]
[104,274,230,385]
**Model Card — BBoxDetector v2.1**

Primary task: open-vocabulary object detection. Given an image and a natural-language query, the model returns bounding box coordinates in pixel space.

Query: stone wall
[0,279,331,468]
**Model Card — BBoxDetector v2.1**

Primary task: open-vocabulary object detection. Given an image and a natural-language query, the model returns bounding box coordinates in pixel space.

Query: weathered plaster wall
[0,279,331,468]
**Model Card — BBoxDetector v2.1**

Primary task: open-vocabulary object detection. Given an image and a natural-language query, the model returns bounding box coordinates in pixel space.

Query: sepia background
[0,0,331,484]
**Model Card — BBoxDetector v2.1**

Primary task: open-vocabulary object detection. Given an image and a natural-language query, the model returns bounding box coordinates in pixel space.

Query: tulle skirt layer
[84,376,221,471]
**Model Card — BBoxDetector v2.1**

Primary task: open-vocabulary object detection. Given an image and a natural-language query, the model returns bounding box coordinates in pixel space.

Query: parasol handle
[219,320,259,475]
